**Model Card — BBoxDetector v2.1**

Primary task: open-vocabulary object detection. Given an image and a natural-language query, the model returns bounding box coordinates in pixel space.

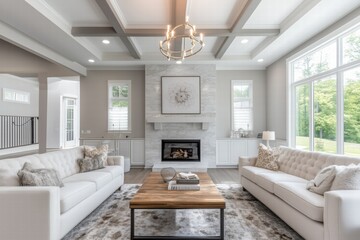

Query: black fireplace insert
[161,139,200,162]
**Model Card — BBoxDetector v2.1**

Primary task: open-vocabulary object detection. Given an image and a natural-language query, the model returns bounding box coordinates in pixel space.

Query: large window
[108,80,131,131]
[288,24,360,156]
[231,80,253,131]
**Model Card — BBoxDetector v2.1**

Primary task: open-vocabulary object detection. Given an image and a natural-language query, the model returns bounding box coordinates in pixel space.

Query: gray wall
[0,74,39,116]
[216,70,267,138]
[80,70,145,138]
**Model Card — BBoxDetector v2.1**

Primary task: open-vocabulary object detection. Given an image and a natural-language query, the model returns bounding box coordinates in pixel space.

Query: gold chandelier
[159,16,205,61]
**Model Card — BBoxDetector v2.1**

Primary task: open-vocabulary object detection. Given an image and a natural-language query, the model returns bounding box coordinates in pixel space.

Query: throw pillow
[255,143,280,171]
[17,162,64,187]
[330,164,360,191]
[84,145,108,166]
[306,165,337,195]
[78,154,105,173]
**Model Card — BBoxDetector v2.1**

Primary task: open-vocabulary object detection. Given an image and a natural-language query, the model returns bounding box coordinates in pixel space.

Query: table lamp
[262,131,275,148]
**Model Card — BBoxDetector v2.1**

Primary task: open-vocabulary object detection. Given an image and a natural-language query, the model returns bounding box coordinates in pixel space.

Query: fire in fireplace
[162,139,200,162]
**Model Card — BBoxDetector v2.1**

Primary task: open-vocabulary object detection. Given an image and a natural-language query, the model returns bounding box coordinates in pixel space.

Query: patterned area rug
[63,184,304,240]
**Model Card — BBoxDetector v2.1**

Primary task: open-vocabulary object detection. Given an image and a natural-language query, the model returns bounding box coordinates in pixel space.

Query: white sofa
[239,146,360,240]
[0,146,124,240]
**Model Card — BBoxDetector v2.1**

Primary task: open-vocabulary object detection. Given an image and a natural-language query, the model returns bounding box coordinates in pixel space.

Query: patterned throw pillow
[84,145,109,166]
[17,162,64,187]
[78,154,105,173]
[255,143,280,171]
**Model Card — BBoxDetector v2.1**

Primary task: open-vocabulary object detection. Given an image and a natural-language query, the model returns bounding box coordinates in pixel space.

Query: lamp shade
[262,131,275,141]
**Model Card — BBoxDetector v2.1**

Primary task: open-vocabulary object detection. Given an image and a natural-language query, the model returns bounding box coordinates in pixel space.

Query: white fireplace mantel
[147,114,215,130]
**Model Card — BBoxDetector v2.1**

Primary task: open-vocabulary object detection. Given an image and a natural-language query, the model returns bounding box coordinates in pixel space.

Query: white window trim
[2,88,30,104]
[107,80,132,132]
[231,80,253,131]
[287,23,360,154]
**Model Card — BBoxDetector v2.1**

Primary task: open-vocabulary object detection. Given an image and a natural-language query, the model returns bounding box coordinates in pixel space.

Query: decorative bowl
[160,167,176,183]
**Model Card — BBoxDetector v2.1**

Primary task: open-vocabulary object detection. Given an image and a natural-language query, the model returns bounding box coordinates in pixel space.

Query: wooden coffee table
[129,172,226,240]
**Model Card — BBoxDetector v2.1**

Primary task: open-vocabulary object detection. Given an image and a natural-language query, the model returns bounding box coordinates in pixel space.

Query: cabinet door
[247,139,260,157]
[116,140,131,159]
[130,140,145,165]
[230,140,247,164]
[216,140,230,164]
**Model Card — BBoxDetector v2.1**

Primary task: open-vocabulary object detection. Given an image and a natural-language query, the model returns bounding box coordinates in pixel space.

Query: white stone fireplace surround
[145,65,216,171]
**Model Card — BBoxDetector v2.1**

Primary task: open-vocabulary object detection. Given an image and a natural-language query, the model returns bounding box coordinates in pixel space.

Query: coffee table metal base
[130,208,224,240]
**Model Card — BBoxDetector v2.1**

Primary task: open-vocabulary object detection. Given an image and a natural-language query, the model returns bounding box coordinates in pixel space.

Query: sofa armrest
[238,156,257,173]
[324,190,360,240]
[107,155,124,166]
[0,186,60,240]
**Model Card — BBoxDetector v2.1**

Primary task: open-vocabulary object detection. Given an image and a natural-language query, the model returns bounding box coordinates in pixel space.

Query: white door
[63,97,77,148]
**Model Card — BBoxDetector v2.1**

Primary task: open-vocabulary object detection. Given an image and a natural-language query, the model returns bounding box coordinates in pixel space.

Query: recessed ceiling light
[176,61,182,64]
[102,39,110,44]
[241,39,249,44]
[257,58,264,63]
[88,59,95,63]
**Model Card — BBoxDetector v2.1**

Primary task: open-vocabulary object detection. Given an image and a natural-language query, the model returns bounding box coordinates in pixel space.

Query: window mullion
[337,72,344,154]
[309,82,314,151]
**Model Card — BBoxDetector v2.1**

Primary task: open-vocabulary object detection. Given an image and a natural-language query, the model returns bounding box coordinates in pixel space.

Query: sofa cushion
[241,166,276,181]
[256,172,307,193]
[93,166,123,179]
[60,181,96,213]
[37,147,84,179]
[274,181,324,222]
[63,172,112,190]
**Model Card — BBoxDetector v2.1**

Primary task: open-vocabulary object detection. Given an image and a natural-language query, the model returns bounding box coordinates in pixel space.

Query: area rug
[63,184,303,240]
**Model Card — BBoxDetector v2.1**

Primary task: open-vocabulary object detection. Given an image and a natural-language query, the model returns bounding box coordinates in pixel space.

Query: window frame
[231,80,253,131]
[107,80,131,132]
[287,23,360,154]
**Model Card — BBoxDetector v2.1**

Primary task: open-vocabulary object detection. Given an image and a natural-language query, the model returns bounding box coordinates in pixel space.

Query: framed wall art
[161,76,201,114]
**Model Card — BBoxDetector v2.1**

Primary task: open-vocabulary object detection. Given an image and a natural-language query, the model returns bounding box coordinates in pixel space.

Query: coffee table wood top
[129,172,226,209]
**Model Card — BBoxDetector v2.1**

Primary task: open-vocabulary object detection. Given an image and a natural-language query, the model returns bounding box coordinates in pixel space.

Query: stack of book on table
[168,172,200,191]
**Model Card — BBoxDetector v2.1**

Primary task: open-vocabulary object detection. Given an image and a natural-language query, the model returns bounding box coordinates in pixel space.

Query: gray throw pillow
[307,165,337,195]
[78,154,105,173]
[330,165,360,190]
[17,162,64,187]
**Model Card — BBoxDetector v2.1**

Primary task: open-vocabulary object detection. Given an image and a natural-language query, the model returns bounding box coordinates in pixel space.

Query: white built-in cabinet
[130,140,145,165]
[81,138,145,166]
[216,138,260,165]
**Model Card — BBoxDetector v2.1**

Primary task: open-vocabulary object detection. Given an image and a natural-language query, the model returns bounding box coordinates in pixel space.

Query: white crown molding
[0,21,87,76]
[25,0,102,60]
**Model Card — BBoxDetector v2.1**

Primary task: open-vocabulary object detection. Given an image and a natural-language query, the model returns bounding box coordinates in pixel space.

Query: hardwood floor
[124,168,240,184]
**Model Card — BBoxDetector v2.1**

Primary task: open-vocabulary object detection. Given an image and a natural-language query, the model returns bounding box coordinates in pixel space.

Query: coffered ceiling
[0,0,359,74]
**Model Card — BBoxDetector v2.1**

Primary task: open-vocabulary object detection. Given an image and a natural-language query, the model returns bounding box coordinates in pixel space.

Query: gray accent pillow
[17,162,64,187]
[307,165,337,195]
[78,154,105,173]
[330,165,360,190]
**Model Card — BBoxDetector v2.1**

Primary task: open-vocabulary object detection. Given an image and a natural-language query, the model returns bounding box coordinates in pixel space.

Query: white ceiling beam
[251,0,322,59]
[95,0,141,59]
[71,27,279,37]
[0,21,87,76]
[215,0,262,59]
